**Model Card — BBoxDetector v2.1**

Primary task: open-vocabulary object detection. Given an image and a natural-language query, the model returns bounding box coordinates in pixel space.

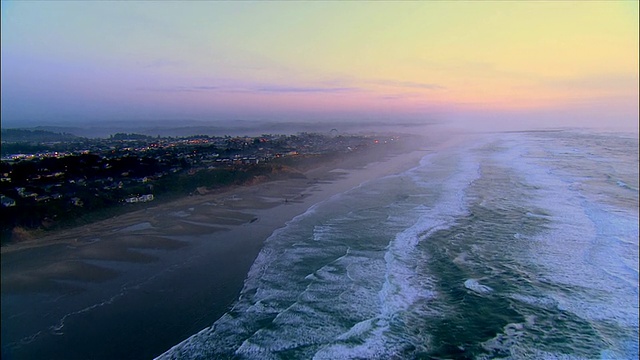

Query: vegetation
[1,129,80,143]
[1,130,387,244]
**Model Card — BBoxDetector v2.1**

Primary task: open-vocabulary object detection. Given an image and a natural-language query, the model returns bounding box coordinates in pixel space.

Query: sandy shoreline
[1,135,433,359]
[2,137,422,256]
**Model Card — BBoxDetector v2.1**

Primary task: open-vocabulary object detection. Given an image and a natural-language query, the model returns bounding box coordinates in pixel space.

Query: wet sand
[1,138,431,360]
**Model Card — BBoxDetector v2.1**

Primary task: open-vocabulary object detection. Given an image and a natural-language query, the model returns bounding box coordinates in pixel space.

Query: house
[1,195,16,207]
[35,195,51,202]
[139,194,154,202]
[20,190,39,198]
[242,157,259,165]
[125,196,139,203]
[125,194,154,203]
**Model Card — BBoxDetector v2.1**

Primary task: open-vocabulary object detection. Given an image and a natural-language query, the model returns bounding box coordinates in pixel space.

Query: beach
[156,130,639,360]
[1,135,431,360]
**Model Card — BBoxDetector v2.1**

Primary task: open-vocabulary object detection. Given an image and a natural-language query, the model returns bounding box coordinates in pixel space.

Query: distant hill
[110,133,155,140]
[1,129,82,143]
[1,120,438,140]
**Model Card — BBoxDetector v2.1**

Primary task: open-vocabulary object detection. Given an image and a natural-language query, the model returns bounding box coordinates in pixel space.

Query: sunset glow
[1,1,638,129]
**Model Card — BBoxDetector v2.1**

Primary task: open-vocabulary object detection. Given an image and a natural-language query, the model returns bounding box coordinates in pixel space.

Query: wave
[158,131,638,360]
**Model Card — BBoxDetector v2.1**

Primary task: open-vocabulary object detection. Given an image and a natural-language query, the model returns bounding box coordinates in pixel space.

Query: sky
[1,1,638,131]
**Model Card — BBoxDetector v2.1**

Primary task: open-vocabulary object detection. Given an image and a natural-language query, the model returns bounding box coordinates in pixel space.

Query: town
[0,129,399,243]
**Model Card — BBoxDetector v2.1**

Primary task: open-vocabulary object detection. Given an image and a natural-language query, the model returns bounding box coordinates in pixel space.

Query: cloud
[137,73,443,95]
[255,85,357,93]
[369,79,445,90]
[140,82,359,94]
[138,86,203,93]
[191,85,220,90]
[541,73,639,91]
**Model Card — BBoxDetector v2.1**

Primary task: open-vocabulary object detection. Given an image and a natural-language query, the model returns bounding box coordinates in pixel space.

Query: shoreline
[1,134,433,360]
[1,137,422,256]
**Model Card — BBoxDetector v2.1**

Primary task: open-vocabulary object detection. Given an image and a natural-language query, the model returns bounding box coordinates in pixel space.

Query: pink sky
[1,1,638,131]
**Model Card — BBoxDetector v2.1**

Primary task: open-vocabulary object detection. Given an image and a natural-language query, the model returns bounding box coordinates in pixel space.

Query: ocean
[159,130,638,360]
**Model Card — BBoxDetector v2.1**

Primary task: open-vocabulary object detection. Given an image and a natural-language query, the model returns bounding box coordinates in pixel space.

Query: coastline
[1,134,432,360]
[1,136,421,256]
